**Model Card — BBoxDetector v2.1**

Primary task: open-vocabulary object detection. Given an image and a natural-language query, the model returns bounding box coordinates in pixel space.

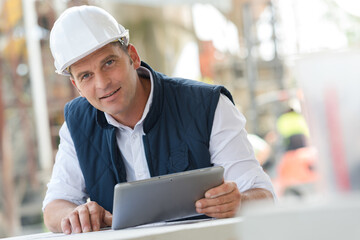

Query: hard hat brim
[57,30,129,76]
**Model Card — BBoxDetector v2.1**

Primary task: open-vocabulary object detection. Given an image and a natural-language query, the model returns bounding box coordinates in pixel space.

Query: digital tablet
[112,166,224,230]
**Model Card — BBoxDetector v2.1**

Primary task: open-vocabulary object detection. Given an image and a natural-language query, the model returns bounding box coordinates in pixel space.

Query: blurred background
[0,0,360,237]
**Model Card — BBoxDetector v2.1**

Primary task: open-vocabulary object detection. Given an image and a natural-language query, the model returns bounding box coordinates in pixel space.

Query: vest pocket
[168,143,189,173]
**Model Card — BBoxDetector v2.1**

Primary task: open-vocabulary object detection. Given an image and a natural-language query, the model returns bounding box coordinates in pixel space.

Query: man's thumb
[103,210,113,226]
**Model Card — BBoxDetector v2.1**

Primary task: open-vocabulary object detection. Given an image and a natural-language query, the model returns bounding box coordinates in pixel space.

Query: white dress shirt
[43,67,275,210]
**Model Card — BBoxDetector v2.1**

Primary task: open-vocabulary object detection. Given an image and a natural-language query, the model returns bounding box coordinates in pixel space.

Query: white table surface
[4,217,243,240]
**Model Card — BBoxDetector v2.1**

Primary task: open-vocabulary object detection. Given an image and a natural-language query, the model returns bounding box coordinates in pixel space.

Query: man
[43,5,275,234]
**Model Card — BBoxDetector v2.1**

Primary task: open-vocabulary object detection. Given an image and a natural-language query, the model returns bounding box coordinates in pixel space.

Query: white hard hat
[50,5,129,76]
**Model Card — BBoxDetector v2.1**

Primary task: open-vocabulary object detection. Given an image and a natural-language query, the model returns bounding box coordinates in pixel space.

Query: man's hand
[195,182,274,218]
[195,181,241,218]
[61,201,112,234]
[44,199,112,234]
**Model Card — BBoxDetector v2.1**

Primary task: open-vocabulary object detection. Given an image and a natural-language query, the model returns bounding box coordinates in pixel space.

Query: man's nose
[95,72,111,89]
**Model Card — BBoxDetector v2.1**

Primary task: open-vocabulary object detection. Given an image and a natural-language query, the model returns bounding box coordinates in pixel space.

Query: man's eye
[81,73,91,80]
[105,60,114,66]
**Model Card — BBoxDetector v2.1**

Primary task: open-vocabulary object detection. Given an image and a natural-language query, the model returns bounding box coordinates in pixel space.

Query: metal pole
[0,58,20,237]
[242,2,258,134]
[22,0,53,172]
[269,0,284,90]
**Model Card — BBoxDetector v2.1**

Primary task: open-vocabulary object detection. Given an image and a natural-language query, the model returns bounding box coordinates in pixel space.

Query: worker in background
[42,5,275,234]
[273,99,318,196]
[276,100,309,151]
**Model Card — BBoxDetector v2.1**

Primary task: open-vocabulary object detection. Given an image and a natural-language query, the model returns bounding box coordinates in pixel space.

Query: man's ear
[128,44,141,69]
[70,78,83,97]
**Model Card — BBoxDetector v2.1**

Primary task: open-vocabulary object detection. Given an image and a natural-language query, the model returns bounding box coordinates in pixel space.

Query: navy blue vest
[64,62,234,212]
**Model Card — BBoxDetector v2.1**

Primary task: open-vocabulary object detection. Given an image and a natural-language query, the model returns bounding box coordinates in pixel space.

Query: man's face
[70,43,141,121]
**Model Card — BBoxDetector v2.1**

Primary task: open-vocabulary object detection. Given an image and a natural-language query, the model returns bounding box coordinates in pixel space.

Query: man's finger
[102,210,113,227]
[61,217,72,235]
[196,193,233,209]
[196,199,239,217]
[201,185,240,207]
[205,182,237,199]
[199,209,237,219]
[68,210,82,233]
[78,205,92,232]
[87,202,101,231]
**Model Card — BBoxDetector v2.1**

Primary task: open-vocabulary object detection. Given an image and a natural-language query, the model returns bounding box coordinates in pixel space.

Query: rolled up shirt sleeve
[42,122,89,211]
[209,94,276,199]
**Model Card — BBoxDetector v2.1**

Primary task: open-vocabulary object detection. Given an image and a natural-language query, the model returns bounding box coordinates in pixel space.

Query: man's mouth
[100,87,121,100]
